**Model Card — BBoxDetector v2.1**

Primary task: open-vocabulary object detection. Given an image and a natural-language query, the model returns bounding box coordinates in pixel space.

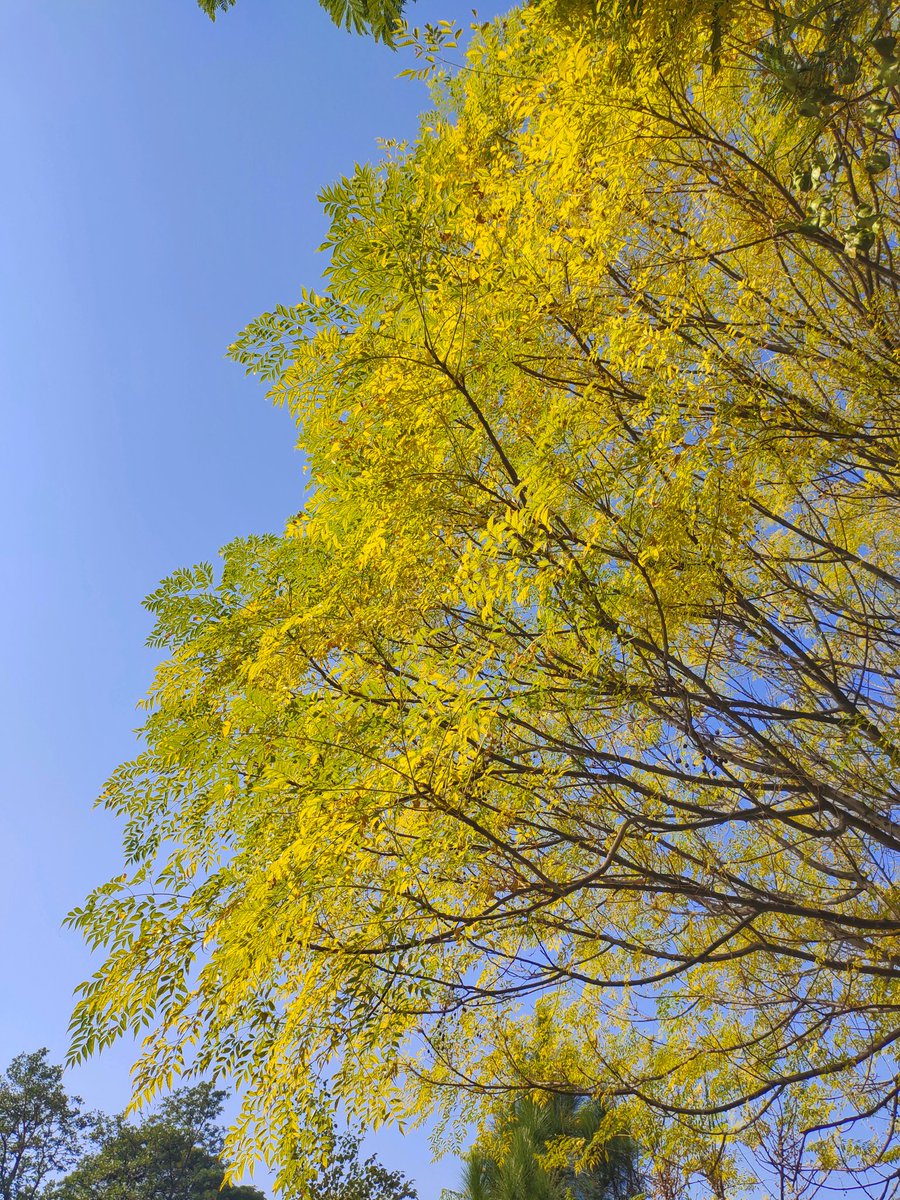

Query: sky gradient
[0,1,492,1192]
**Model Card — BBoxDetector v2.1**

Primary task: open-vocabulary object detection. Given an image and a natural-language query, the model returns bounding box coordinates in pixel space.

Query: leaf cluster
[0,1051,90,1200]
[72,0,900,1195]
[48,1084,266,1200]
[447,1095,640,1200]
[193,0,406,43]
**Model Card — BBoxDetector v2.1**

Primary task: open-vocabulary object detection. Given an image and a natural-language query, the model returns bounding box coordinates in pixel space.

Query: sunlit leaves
[73,2,900,1195]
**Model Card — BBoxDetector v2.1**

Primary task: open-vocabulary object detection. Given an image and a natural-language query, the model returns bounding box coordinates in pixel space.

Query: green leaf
[864,149,891,174]
[863,97,894,129]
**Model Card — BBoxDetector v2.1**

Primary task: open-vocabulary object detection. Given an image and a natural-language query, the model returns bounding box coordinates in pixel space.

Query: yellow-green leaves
[74,3,900,1194]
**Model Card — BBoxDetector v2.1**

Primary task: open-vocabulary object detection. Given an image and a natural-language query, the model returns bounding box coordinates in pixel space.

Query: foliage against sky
[0,1051,88,1200]
[195,0,406,42]
[49,1084,265,1200]
[72,0,900,1194]
[301,1132,417,1200]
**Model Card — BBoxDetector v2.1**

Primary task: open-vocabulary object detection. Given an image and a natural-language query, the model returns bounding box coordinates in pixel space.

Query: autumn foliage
[72,1,900,1195]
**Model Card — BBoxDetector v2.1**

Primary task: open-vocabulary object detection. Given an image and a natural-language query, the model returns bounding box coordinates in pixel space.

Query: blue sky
[0,1,492,1192]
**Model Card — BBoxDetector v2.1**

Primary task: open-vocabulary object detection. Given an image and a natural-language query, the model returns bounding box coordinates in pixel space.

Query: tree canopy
[0,1051,88,1200]
[450,1095,640,1200]
[194,0,405,42]
[49,1084,265,1200]
[71,0,900,1195]
[302,1132,416,1200]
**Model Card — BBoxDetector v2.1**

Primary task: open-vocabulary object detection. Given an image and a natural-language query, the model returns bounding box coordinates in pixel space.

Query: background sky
[0,1,495,1193]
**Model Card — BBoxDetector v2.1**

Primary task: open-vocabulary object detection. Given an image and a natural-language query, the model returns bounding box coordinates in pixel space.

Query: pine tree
[450,1096,641,1200]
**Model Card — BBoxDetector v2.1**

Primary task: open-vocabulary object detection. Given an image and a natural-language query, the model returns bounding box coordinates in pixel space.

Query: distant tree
[50,1083,265,1200]
[305,1132,417,1200]
[195,0,406,42]
[448,1096,640,1200]
[0,1050,88,1200]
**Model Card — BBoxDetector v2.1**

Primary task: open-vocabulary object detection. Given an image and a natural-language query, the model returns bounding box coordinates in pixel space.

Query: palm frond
[196,0,236,19]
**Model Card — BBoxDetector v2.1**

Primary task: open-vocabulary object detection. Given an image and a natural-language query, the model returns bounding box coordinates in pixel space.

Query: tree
[303,1132,416,1200]
[0,1050,88,1200]
[50,1084,265,1200]
[194,0,406,42]
[448,1096,640,1200]
[71,0,900,1194]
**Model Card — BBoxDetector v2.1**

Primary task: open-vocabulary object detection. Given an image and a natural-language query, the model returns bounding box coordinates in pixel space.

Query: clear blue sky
[0,1,492,1193]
